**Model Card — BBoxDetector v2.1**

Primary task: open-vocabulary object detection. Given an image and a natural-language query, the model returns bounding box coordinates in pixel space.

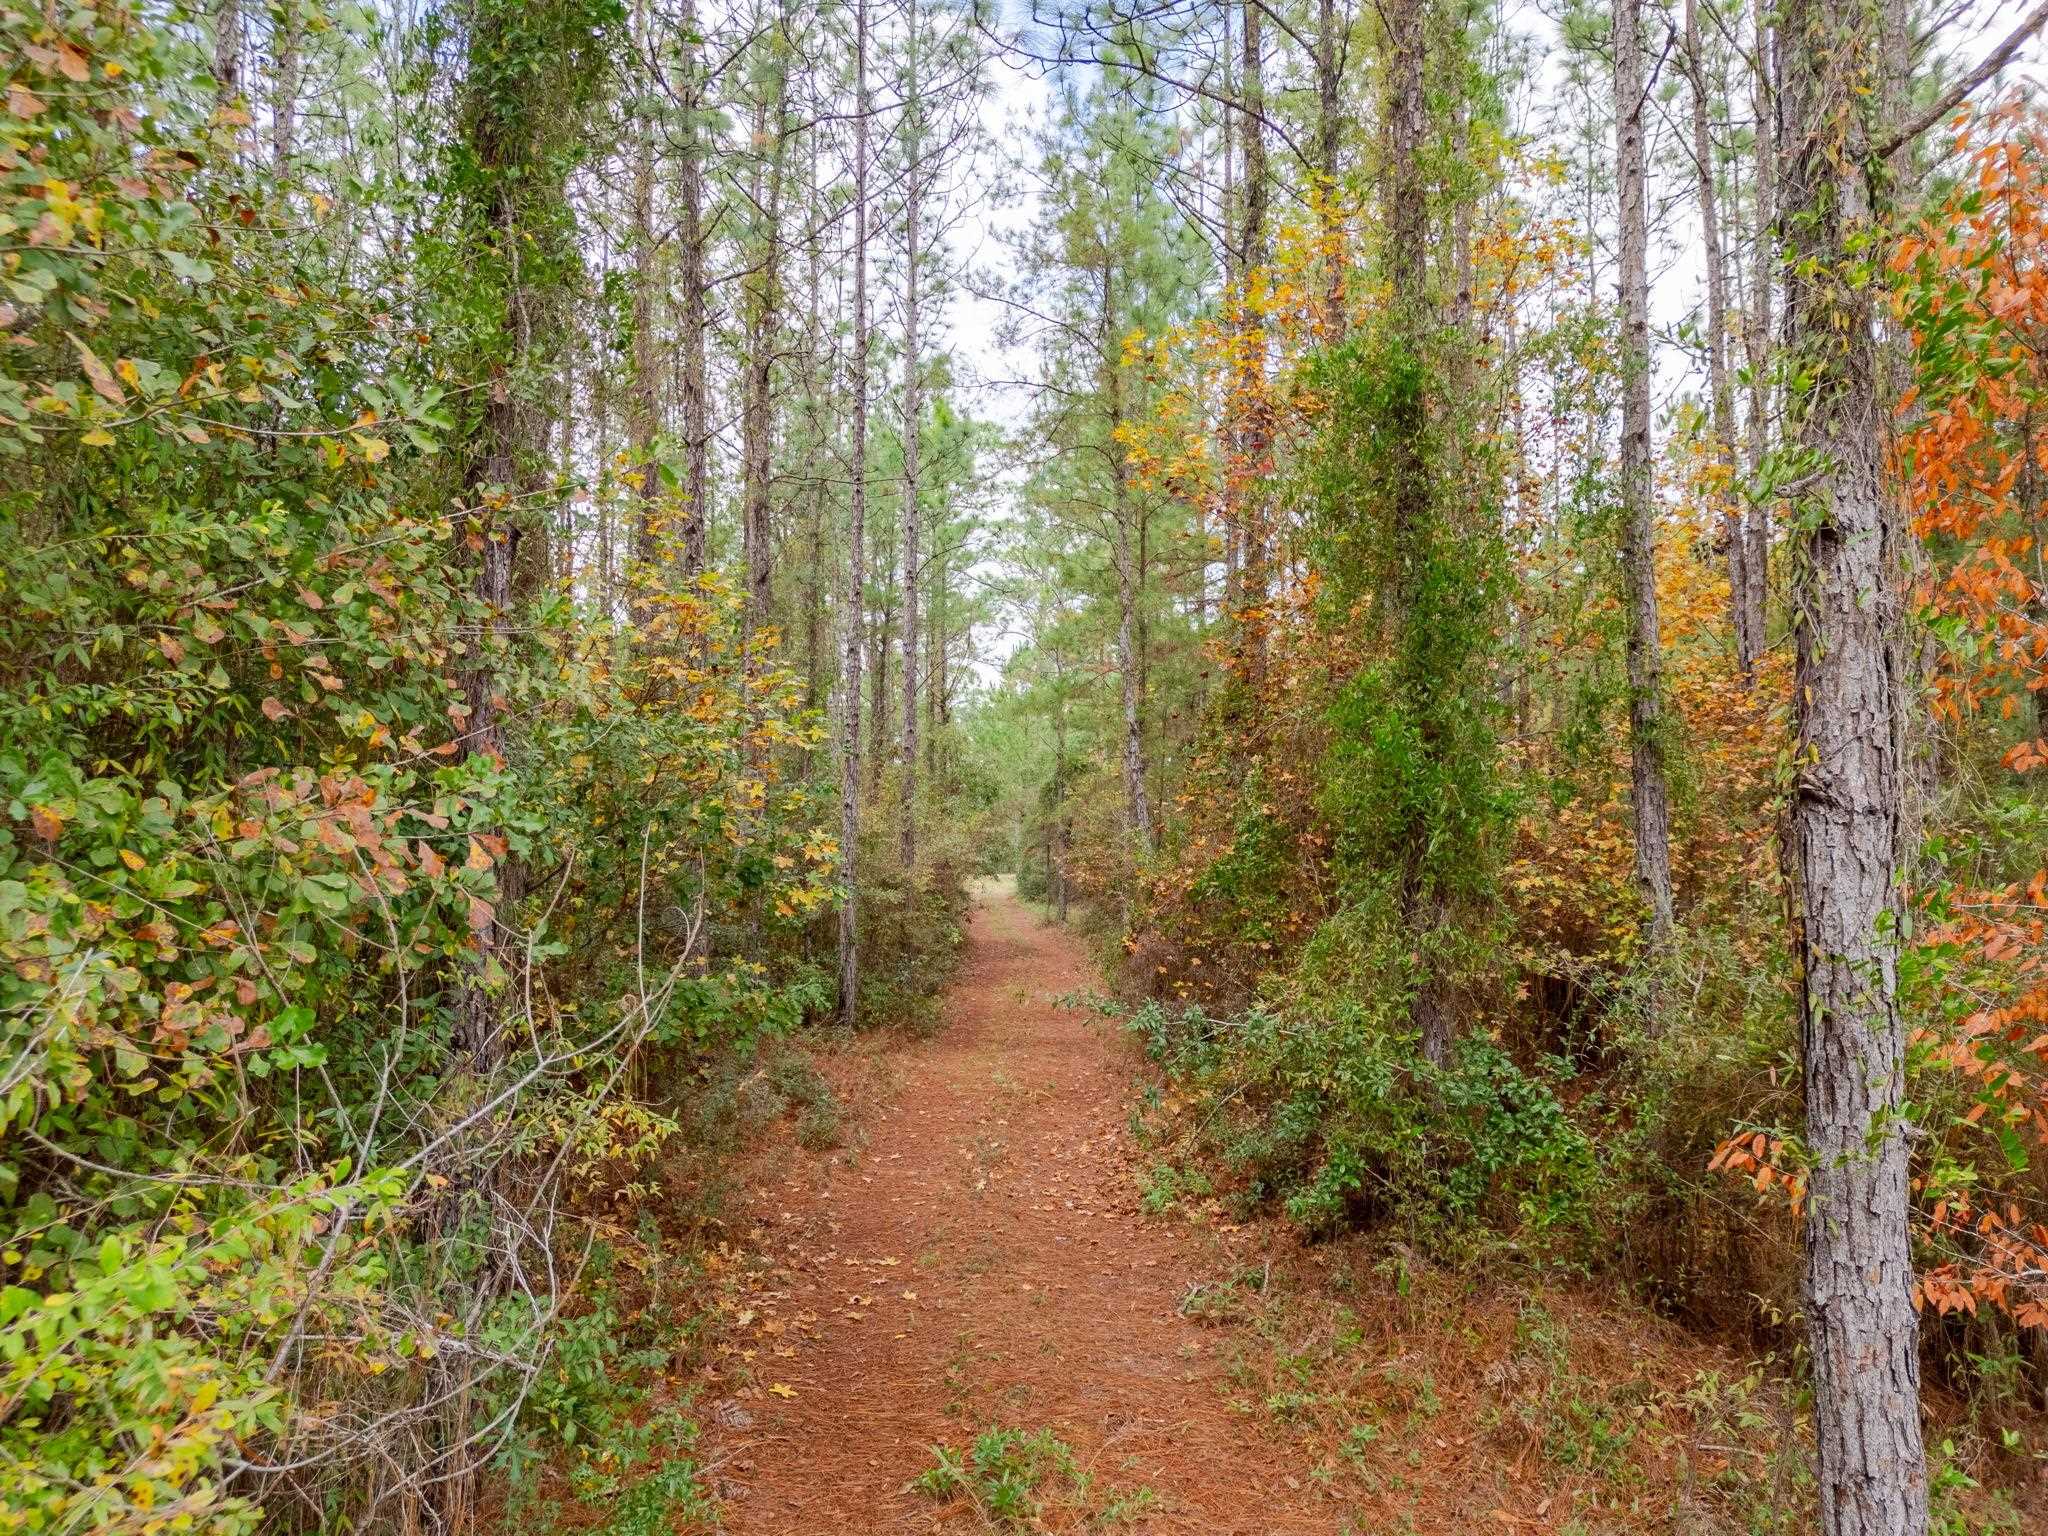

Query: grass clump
[909,1424,1158,1528]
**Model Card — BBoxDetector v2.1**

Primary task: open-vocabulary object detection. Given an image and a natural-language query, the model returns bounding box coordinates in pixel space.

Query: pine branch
[1880,0,2048,159]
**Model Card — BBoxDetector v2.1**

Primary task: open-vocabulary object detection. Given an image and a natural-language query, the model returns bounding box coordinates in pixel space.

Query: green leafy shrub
[1132,992,1598,1254]
[0,5,858,1527]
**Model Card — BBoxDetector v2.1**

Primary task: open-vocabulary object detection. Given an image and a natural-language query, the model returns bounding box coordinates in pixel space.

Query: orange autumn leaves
[1896,102,2048,743]
[1888,102,2048,1330]
[1703,106,2048,1334]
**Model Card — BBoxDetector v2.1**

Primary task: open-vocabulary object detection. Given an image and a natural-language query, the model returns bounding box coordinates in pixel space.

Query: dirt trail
[706,887,1336,1533]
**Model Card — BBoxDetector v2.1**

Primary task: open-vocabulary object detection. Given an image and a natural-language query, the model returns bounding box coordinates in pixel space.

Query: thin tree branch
[1879,0,2048,159]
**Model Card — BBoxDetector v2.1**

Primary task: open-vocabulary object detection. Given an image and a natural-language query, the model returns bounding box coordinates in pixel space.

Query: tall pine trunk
[629,0,663,576]
[1218,28,1240,635]
[1053,689,1071,924]
[1317,0,1345,343]
[677,0,710,576]
[433,4,596,1520]
[928,536,947,776]
[742,0,793,642]
[838,0,871,1025]
[212,0,241,111]
[869,593,891,792]
[1385,0,1451,1067]
[1104,261,1153,853]
[1739,0,1774,672]
[1684,0,1749,675]
[1614,0,1676,950]
[1234,0,1270,688]
[1779,0,1930,1527]
[271,0,300,171]
[800,105,829,711]
[898,0,924,870]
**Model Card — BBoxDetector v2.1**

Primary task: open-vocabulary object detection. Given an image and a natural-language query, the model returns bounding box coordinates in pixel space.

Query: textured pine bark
[838,0,870,1026]
[1053,685,1071,925]
[1614,0,1676,950]
[799,116,830,712]
[1316,0,1345,344]
[437,8,599,1518]
[1234,0,1271,690]
[677,0,710,578]
[212,0,241,111]
[1218,30,1242,639]
[741,25,790,646]
[899,0,924,872]
[869,592,892,792]
[1683,0,1747,677]
[740,322,777,627]
[927,547,946,777]
[451,8,563,1082]
[1102,262,1154,854]
[628,0,662,576]
[1384,0,1450,1068]
[454,417,523,1077]
[1739,0,1774,674]
[1779,0,1929,1528]
[270,0,300,171]
[1113,482,1151,856]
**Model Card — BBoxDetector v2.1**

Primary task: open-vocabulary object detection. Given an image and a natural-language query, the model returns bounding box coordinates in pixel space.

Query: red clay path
[704,886,1338,1533]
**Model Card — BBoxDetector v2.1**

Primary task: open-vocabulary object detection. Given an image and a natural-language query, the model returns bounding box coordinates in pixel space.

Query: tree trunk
[449,0,572,1103]
[555,347,577,591]
[1317,0,1346,343]
[270,0,300,171]
[1105,263,1154,852]
[807,508,827,707]
[1740,0,1774,670]
[927,533,946,781]
[838,0,870,1026]
[741,1,792,643]
[594,341,616,613]
[455,417,525,1081]
[1235,0,1270,686]
[1614,0,1677,951]
[1218,32,1241,634]
[899,0,924,870]
[1451,98,1474,339]
[1239,0,1267,311]
[629,0,663,577]
[434,2,597,1519]
[1684,0,1749,680]
[1385,0,1450,1069]
[800,103,829,711]
[1053,694,1071,924]
[678,0,710,577]
[1779,0,1930,1527]
[1137,492,1153,803]
[212,0,242,124]
[869,597,891,793]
